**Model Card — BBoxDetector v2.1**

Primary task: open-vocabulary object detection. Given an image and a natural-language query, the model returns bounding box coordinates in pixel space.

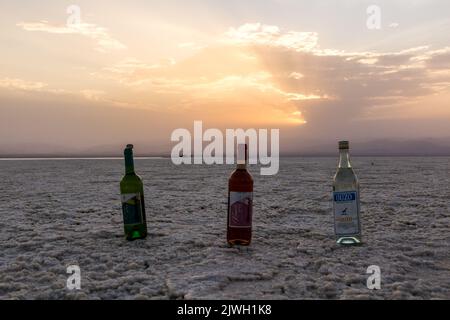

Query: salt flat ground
[0,157,449,299]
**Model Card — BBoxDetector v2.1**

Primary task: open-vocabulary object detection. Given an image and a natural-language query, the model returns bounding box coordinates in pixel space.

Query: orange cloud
[17,20,126,52]
[6,22,450,134]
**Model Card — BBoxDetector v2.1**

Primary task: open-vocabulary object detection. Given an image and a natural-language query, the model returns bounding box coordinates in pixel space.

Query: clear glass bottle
[333,141,361,245]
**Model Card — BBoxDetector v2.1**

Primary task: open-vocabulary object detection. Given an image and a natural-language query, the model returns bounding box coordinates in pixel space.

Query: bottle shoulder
[333,167,359,190]
[120,173,143,187]
[230,168,253,181]
[334,167,358,178]
[229,169,253,191]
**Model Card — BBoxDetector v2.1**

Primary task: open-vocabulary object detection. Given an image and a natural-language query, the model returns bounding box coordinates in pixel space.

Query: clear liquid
[333,151,362,245]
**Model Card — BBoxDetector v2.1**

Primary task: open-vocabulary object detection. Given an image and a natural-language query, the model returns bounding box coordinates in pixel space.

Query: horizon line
[1,153,450,160]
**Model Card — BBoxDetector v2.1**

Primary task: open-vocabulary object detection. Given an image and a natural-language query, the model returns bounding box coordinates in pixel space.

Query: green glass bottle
[120,144,148,240]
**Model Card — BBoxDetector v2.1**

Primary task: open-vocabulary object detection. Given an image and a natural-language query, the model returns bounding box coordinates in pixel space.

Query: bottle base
[336,236,361,245]
[124,224,147,241]
[125,229,147,241]
[126,232,147,241]
[227,239,251,246]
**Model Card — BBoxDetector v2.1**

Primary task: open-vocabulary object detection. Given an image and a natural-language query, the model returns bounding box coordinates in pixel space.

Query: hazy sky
[1,0,450,154]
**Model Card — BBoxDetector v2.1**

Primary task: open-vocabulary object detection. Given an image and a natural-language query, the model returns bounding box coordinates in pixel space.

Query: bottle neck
[338,149,352,168]
[237,163,247,170]
[124,150,135,174]
[236,144,248,170]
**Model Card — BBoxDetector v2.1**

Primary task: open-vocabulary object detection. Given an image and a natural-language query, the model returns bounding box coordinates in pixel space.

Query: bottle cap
[339,141,349,150]
[126,144,134,149]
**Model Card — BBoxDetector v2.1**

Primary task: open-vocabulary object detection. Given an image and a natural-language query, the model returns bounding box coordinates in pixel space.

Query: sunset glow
[1,1,450,155]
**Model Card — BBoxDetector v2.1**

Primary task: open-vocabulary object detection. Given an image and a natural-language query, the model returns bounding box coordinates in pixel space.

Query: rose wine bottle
[333,141,362,245]
[120,144,148,240]
[227,143,253,246]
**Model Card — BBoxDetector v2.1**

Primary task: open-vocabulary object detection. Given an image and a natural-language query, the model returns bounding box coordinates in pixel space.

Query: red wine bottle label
[229,192,253,228]
[333,191,360,235]
[121,193,144,225]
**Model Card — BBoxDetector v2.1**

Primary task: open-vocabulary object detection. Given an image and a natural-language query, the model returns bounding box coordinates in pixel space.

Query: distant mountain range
[353,139,450,156]
[1,138,450,158]
[283,138,450,156]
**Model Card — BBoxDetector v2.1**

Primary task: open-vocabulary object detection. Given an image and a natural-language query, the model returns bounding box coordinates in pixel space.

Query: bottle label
[121,193,144,225]
[333,191,360,235]
[228,192,253,228]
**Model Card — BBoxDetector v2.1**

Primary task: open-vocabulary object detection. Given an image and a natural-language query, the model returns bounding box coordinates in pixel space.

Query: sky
[1,0,450,155]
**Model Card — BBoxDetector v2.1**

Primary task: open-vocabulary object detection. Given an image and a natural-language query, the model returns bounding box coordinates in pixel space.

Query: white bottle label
[228,192,253,228]
[121,193,144,225]
[333,191,360,235]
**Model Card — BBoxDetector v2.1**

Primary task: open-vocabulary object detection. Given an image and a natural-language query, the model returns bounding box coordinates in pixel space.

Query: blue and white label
[333,191,360,235]
[334,192,356,202]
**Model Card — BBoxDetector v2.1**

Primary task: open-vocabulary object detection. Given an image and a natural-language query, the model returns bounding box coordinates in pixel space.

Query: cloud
[223,23,319,52]
[0,78,47,91]
[289,72,304,80]
[0,77,72,95]
[425,47,450,69]
[91,46,331,124]
[0,76,133,110]
[85,23,450,130]
[17,20,126,52]
[9,22,450,135]
[80,89,106,101]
